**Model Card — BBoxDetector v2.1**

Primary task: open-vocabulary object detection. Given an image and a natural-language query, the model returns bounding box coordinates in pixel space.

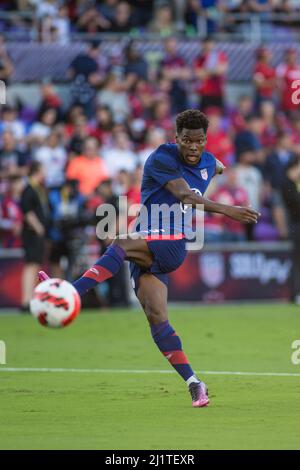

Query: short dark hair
[28,161,42,177]
[176,109,209,135]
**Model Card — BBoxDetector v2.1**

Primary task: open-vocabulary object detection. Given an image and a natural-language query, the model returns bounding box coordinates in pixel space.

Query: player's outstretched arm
[215,158,226,175]
[165,178,260,224]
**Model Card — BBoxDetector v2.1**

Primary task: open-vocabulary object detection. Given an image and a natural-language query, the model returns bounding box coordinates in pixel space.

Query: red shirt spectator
[205,109,234,167]
[194,38,228,110]
[253,47,276,101]
[276,48,300,112]
[205,168,249,239]
[0,176,24,248]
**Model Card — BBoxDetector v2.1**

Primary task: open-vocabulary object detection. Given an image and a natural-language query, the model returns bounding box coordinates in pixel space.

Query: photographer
[48,179,88,281]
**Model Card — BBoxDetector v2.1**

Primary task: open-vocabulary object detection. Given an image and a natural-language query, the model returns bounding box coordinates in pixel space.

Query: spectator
[281,156,300,304]
[67,41,104,118]
[110,1,134,33]
[66,136,109,196]
[205,107,234,166]
[38,81,62,119]
[63,104,85,140]
[0,174,24,248]
[138,127,167,165]
[90,105,114,147]
[129,78,156,120]
[0,131,29,178]
[276,48,300,115]
[98,0,119,23]
[0,35,14,84]
[68,115,92,156]
[128,0,155,28]
[290,113,300,156]
[34,131,67,189]
[253,47,276,109]
[20,161,47,311]
[253,181,288,241]
[235,150,263,239]
[159,37,191,113]
[230,95,253,133]
[97,71,131,123]
[0,105,26,142]
[194,36,228,111]
[148,4,177,36]
[263,131,294,189]
[102,131,138,177]
[48,178,87,280]
[234,113,264,162]
[205,166,249,242]
[36,0,58,20]
[77,6,111,33]
[149,96,173,138]
[123,41,149,90]
[50,5,70,44]
[28,107,58,146]
[259,100,278,151]
[185,0,222,35]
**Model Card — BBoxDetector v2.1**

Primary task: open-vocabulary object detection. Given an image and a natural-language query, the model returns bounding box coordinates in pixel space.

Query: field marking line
[0,367,300,377]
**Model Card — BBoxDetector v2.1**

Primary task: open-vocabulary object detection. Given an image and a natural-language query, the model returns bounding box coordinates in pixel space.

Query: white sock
[186,375,200,386]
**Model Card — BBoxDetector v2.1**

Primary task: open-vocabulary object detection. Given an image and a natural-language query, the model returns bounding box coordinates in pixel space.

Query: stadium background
[1,0,300,308]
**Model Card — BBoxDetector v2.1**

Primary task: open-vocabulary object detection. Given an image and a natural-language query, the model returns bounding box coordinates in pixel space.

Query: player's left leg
[39,235,153,293]
[136,273,209,407]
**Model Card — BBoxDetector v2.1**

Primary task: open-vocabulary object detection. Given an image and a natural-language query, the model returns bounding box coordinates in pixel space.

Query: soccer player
[39,109,260,407]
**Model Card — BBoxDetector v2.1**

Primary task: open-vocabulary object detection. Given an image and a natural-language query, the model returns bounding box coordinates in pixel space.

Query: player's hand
[225,206,261,224]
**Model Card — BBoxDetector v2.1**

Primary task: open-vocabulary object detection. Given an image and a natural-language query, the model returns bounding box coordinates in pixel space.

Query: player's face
[176,128,207,165]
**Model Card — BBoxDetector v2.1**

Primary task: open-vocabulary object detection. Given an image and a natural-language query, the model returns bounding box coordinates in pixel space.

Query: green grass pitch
[0,304,300,450]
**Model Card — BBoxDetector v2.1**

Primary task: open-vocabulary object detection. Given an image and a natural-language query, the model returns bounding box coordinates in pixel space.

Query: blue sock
[151,320,196,382]
[73,244,126,296]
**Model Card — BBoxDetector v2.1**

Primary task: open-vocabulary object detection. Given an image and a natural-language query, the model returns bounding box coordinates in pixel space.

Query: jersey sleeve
[147,149,183,186]
[21,187,35,214]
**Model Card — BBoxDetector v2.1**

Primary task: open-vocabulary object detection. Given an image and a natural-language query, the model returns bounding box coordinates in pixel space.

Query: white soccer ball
[30,278,81,328]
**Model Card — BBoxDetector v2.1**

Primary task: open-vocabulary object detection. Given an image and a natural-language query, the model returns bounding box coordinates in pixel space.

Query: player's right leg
[136,273,209,408]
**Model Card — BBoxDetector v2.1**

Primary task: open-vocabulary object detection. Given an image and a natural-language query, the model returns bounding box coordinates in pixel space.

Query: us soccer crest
[200,168,208,180]
[199,253,225,288]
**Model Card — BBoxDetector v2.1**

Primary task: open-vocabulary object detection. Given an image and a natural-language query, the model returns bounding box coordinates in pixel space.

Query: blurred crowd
[0,0,300,42]
[1,29,300,305]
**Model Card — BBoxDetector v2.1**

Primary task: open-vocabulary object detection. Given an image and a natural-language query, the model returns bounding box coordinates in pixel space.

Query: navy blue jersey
[135,143,216,237]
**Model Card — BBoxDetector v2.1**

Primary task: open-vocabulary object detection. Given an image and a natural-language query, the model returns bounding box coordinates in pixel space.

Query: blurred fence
[3,40,300,83]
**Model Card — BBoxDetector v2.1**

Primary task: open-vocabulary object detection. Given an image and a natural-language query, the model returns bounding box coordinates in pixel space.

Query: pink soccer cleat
[189,381,209,407]
[38,271,50,282]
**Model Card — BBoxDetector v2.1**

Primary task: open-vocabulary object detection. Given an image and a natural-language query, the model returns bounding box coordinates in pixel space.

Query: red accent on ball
[61,291,81,327]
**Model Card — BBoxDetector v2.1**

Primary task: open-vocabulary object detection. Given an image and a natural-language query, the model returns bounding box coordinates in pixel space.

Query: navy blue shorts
[129,238,187,294]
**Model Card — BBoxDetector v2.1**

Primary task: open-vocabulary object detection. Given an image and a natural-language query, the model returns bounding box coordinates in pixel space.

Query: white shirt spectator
[102,132,137,177]
[35,0,58,19]
[29,122,52,140]
[1,120,26,141]
[138,128,167,166]
[235,165,262,211]
[34,143,67,188]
